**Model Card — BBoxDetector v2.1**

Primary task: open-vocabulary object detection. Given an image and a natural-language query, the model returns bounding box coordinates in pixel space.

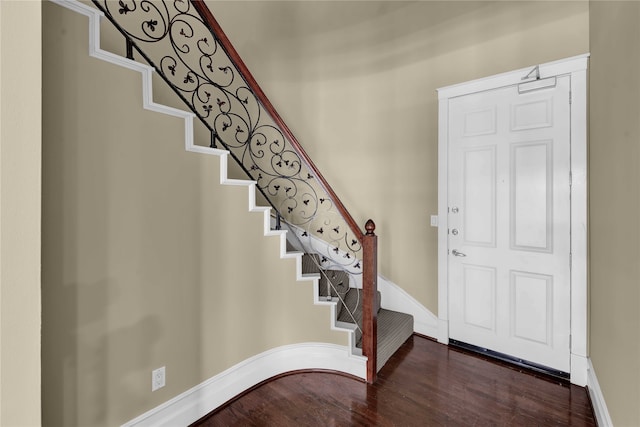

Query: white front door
[447,75,571,373]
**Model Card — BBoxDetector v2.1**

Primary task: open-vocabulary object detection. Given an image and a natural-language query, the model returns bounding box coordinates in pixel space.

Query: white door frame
[436,54,589,386]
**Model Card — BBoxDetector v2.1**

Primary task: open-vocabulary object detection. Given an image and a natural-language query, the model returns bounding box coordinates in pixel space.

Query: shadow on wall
[42,276,162,425]
[213,1,589,81]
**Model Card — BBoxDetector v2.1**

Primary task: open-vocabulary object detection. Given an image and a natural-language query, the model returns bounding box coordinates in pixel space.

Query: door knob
[451,228,459,235]
[452,249,467,257]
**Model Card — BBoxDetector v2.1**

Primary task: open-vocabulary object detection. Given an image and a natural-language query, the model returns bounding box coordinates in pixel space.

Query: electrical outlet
[430,215,438,227]
[152,366,165,391]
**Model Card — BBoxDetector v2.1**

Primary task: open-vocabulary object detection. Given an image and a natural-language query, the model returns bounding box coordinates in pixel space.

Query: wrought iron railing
[278,215,362,333]
[92,0,378,382]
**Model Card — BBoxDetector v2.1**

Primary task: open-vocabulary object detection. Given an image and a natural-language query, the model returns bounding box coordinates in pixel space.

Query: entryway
[436,54,589,385]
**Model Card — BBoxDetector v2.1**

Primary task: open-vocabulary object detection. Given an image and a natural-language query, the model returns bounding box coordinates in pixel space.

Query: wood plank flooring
[192,335,596,426]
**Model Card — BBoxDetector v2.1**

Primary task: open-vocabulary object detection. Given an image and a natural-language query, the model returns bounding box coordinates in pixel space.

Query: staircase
[54,0,416,381]
[300,249,414,371]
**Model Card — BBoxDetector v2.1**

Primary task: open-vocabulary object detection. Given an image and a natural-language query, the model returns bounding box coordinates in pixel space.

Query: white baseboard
[123,347,612,427]
[121,343,366,427]
[587,358,614,427]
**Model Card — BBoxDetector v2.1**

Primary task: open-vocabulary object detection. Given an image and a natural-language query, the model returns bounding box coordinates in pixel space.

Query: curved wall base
[121,343,366,427]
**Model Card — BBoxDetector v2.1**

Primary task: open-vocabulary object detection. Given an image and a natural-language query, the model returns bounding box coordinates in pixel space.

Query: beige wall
[589,2,640,426]
[41,3,344,425]
[0,1,42,426]
[208,0,589,315]
[38,0,640,425]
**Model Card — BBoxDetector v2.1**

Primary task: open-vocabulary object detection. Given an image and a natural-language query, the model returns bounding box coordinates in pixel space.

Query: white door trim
[436,53,589,385]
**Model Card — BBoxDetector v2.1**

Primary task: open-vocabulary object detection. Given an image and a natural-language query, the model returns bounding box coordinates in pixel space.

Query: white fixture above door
[436,54,589,385]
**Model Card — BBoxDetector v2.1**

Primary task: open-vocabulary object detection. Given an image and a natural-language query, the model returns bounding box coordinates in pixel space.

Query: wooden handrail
[191,0,364,242]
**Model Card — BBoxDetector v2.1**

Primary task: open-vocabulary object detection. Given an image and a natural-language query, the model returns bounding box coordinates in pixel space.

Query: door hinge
[569,91,572,105]
[569,171,573,187]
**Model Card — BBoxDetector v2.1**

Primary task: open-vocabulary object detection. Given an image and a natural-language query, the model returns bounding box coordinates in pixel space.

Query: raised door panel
[510,141,553,253]
[463,147,496,247]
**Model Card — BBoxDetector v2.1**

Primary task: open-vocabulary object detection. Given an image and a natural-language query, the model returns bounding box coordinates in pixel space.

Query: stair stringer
[51,0,366,390]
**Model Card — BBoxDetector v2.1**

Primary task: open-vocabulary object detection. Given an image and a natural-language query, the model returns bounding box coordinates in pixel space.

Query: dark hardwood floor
[192,335,596,426]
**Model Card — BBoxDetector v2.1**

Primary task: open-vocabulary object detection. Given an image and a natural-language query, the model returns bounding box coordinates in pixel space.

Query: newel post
[363,219,378,383]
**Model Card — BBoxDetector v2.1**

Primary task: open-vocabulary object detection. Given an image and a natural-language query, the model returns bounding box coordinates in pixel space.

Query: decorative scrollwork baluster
[93,0,363,271]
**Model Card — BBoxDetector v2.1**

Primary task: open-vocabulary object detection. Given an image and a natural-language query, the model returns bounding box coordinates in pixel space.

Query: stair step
[336,288,381,324]
[286,240,297,253]
[335,288,413,372]
[301,253,321,275]
[317,269,350,317]
[301,252,414,372]
[376,308,414,370]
